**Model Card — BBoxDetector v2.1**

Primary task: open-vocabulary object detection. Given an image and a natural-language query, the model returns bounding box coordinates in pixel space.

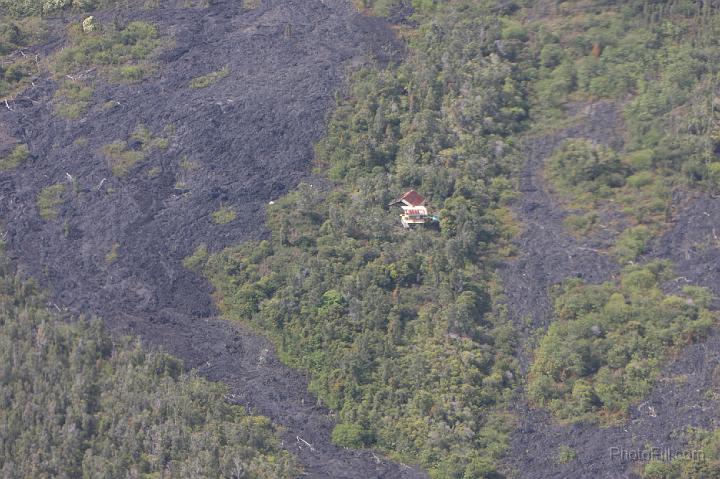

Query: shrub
[105,242,119,263]
[625,149,654,171]
[37,183,67,220]
[547,139,627,196]
[641,426,720,479]
[212,206,236,224]
[563,212,598,236]
[243,0,262,9]
[42,0,73,14]
[112,64,149,83]
[103,140,146,177]
[190,66,230,89]
[626,171,654,189]
[705,162,720,192]
[4,62,32,83]
[556,445,577,464]
[0,22,21,51]
[54,21,160,82]
[642,460,679,478]
[0,55,37,96]
[180,157,199,170]
[501,19,527,41]
[683,285,714,309]
[53,80,93,119]
[331,423,369,449]
[102,125,167,177]
[183,244,209,271]
[75,0,98,11]
[613,225,652,263]
[0,144,29,171]
[539,43,563,68]
[536,62,576,112]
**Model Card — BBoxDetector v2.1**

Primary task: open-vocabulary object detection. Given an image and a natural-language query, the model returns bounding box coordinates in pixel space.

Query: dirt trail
[0,1,426,476]
[501,102,720,478]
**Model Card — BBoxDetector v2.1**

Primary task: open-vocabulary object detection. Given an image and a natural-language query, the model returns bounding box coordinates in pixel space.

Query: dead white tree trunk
[296,436,315,452]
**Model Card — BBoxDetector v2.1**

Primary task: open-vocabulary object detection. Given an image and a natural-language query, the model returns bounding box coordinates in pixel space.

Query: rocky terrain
[0,0,426,477]
[1,0,400,327]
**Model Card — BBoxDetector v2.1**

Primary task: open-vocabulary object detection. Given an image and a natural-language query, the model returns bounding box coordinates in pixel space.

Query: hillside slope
[198,1,720,477]
[0,248,299,479]
[1,0,398,330]
[0,0,426,477]
[3,0,720,478]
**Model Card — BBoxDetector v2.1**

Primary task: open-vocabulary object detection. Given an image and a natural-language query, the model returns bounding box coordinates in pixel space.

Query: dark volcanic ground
[1,0,400,328]
[501,102,720,478]
[3,2,719,478]
[0,1,426,477]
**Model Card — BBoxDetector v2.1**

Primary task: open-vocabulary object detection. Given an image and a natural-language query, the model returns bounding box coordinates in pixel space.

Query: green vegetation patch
[641,428,720,478]
[528,261,715,424]
[612,225,653,264]
[183,243,209,271]
[556,445,577,465]
[547,139,627,198]
[0,0,118,17]
[105,242,119,264]
[53,80,94,119]
[54,20,161,83]
[180,156,199,170]
[563,212,598,237]
[529,1,720,264]
[0,144,29,171]
[190,66,230,89]
[0,19,45,97]
[0,56,38,98]
[111,63,154,83]
[36,183,67,220]
[0,247,299,478]
[353,0,400,16]
[242,0,262,10]
[545,136,675,260]
[212,206,237,224]
[102,141,146,177]
[102,125,168,177]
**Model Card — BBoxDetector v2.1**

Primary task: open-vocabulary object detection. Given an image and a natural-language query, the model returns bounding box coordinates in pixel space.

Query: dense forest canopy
[0,246,299,478]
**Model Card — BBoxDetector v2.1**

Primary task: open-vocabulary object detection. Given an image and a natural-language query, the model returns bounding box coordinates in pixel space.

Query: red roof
[389,190,425,207]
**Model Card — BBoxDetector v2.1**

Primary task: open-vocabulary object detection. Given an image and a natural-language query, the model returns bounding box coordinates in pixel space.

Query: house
[389,190,439,228]
[388,190,426,208]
